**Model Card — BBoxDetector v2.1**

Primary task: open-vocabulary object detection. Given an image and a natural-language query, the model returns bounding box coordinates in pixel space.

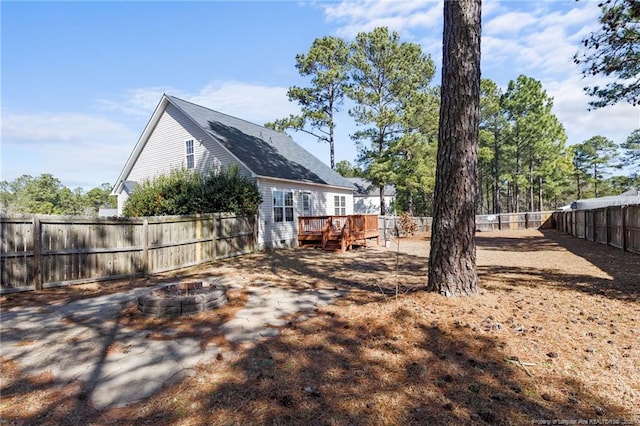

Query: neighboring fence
[379,216,432,239]
[476,211,554,232]
[553,205,640,254]
[0,213,257,294]
[378,212,553,238]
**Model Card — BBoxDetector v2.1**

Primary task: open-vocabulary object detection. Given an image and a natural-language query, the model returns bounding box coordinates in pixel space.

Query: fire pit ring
[138,277,228,317]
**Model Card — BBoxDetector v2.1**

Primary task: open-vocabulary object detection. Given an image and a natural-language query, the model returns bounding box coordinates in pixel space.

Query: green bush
[123,166,262,217]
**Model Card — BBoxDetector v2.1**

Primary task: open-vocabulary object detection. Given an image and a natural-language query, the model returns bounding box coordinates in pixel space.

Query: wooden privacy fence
[378,212,553,237]
[379,216,432,239]
[552,205,640,254]
[1,213,257,294]
[476,211,554,232]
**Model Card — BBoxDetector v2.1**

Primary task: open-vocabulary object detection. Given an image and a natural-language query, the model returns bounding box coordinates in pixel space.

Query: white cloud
[482,35,522,64]
[484,12,537,35]
[1,112,139,188]
[97,82,299,126]
[322,0,441,40]
[96,87,173,116]
[0,81,304,188]
[482,1,504,18]
[187,82,299,125]
[1,112,137,146]
[480,2,600,84]
[26,143,130,188]
[545,75,640,146]
[539,4,599,28]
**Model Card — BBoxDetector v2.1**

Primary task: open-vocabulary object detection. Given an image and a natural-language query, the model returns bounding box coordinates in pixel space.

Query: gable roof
[346,177,396,197]
[112,94,353,193]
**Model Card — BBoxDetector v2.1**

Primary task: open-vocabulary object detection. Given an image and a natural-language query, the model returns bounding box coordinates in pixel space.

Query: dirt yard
[1,229,639,425]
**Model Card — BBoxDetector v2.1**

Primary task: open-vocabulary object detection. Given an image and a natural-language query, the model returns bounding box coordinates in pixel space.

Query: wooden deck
[297,214,379,252]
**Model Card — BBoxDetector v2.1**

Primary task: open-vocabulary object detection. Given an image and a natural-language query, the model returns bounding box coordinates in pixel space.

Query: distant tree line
[5,5,638,219]
[0,174,115,216]
[268,26,639,216]
[477,77,639,214]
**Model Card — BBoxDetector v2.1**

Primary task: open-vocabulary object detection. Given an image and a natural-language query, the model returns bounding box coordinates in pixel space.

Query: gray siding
[256,178,353,250]
[118,104,254,213]
[116,97,355,251]
[127,104,252,184]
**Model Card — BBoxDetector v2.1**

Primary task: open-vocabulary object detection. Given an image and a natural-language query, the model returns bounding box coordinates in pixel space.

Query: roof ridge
[166,94,285,138]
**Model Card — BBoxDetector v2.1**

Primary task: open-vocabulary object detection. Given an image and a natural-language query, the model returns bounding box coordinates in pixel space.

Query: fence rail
[1,213,257,294]
[553,205,640,254]
[378,212,553,238]
[476,211,554,232]
[379,216,432,239]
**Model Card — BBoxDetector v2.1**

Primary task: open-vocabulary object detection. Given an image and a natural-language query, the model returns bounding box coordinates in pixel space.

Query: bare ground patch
[1,229,639,425]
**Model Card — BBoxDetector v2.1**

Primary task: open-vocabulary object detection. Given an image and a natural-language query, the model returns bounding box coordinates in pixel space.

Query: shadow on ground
[2,232,638,425]
[22,304,628,425]
[477,229,639,303]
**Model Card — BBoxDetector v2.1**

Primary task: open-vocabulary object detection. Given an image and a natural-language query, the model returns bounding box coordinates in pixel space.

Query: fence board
[1,213,256,293]
[216,214,255,259]
[552,204,640,255]
[377,212,552,236]
[0,217,35,292]
[608,208,624,249]
[474,212,553,232]
[378,216,432,238]
[626,205,640,254]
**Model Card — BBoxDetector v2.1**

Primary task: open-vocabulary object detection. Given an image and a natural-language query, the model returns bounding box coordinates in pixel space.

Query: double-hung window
[273,190,294,222]
[334,195,346,215]
[301,193,312,216]
[185,139,195,169]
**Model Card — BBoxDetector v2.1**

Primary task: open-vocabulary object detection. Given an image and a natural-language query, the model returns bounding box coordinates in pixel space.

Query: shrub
[398,211,417,236]
[123,166,262,217]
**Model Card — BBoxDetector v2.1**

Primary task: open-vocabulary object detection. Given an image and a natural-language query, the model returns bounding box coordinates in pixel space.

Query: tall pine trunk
[528,157,534,212]
[329,96,336,170]
[428,0,481,296]
[538,175,543,211]
[492,130,500,214]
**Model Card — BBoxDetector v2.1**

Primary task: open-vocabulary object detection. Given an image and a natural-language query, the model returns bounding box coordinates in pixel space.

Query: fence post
[525,213,529,229]
[383,216,388,242]
[253,214,258,252]
[213,213,219,260]
[32,216,42,290]
[604,207,610,246]
[592,209,597,242]
[141,218,149,276]
[621,206,627,252]
[583,210,588,240]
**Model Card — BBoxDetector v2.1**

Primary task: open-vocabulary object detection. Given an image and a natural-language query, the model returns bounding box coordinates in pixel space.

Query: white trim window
[274,190,294,222]
[334,195,346,215]
[185,139,195,169]
[301,193,312,216]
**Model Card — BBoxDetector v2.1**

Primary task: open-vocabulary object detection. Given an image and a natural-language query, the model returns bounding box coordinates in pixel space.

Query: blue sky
[2,0,638,190]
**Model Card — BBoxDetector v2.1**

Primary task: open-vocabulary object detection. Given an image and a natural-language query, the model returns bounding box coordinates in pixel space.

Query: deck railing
[298,214,379,251]
[298,216,329,234]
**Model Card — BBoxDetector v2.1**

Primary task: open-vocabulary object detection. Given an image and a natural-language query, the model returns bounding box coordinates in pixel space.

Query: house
[347,177,396,215]
[111,94,354,250]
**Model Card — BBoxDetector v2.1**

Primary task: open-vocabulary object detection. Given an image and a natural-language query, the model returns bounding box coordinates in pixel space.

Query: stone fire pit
[138,278,227,317]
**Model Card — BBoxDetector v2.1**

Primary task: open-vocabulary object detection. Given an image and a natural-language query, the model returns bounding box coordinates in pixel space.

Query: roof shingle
[168,96,353,189]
